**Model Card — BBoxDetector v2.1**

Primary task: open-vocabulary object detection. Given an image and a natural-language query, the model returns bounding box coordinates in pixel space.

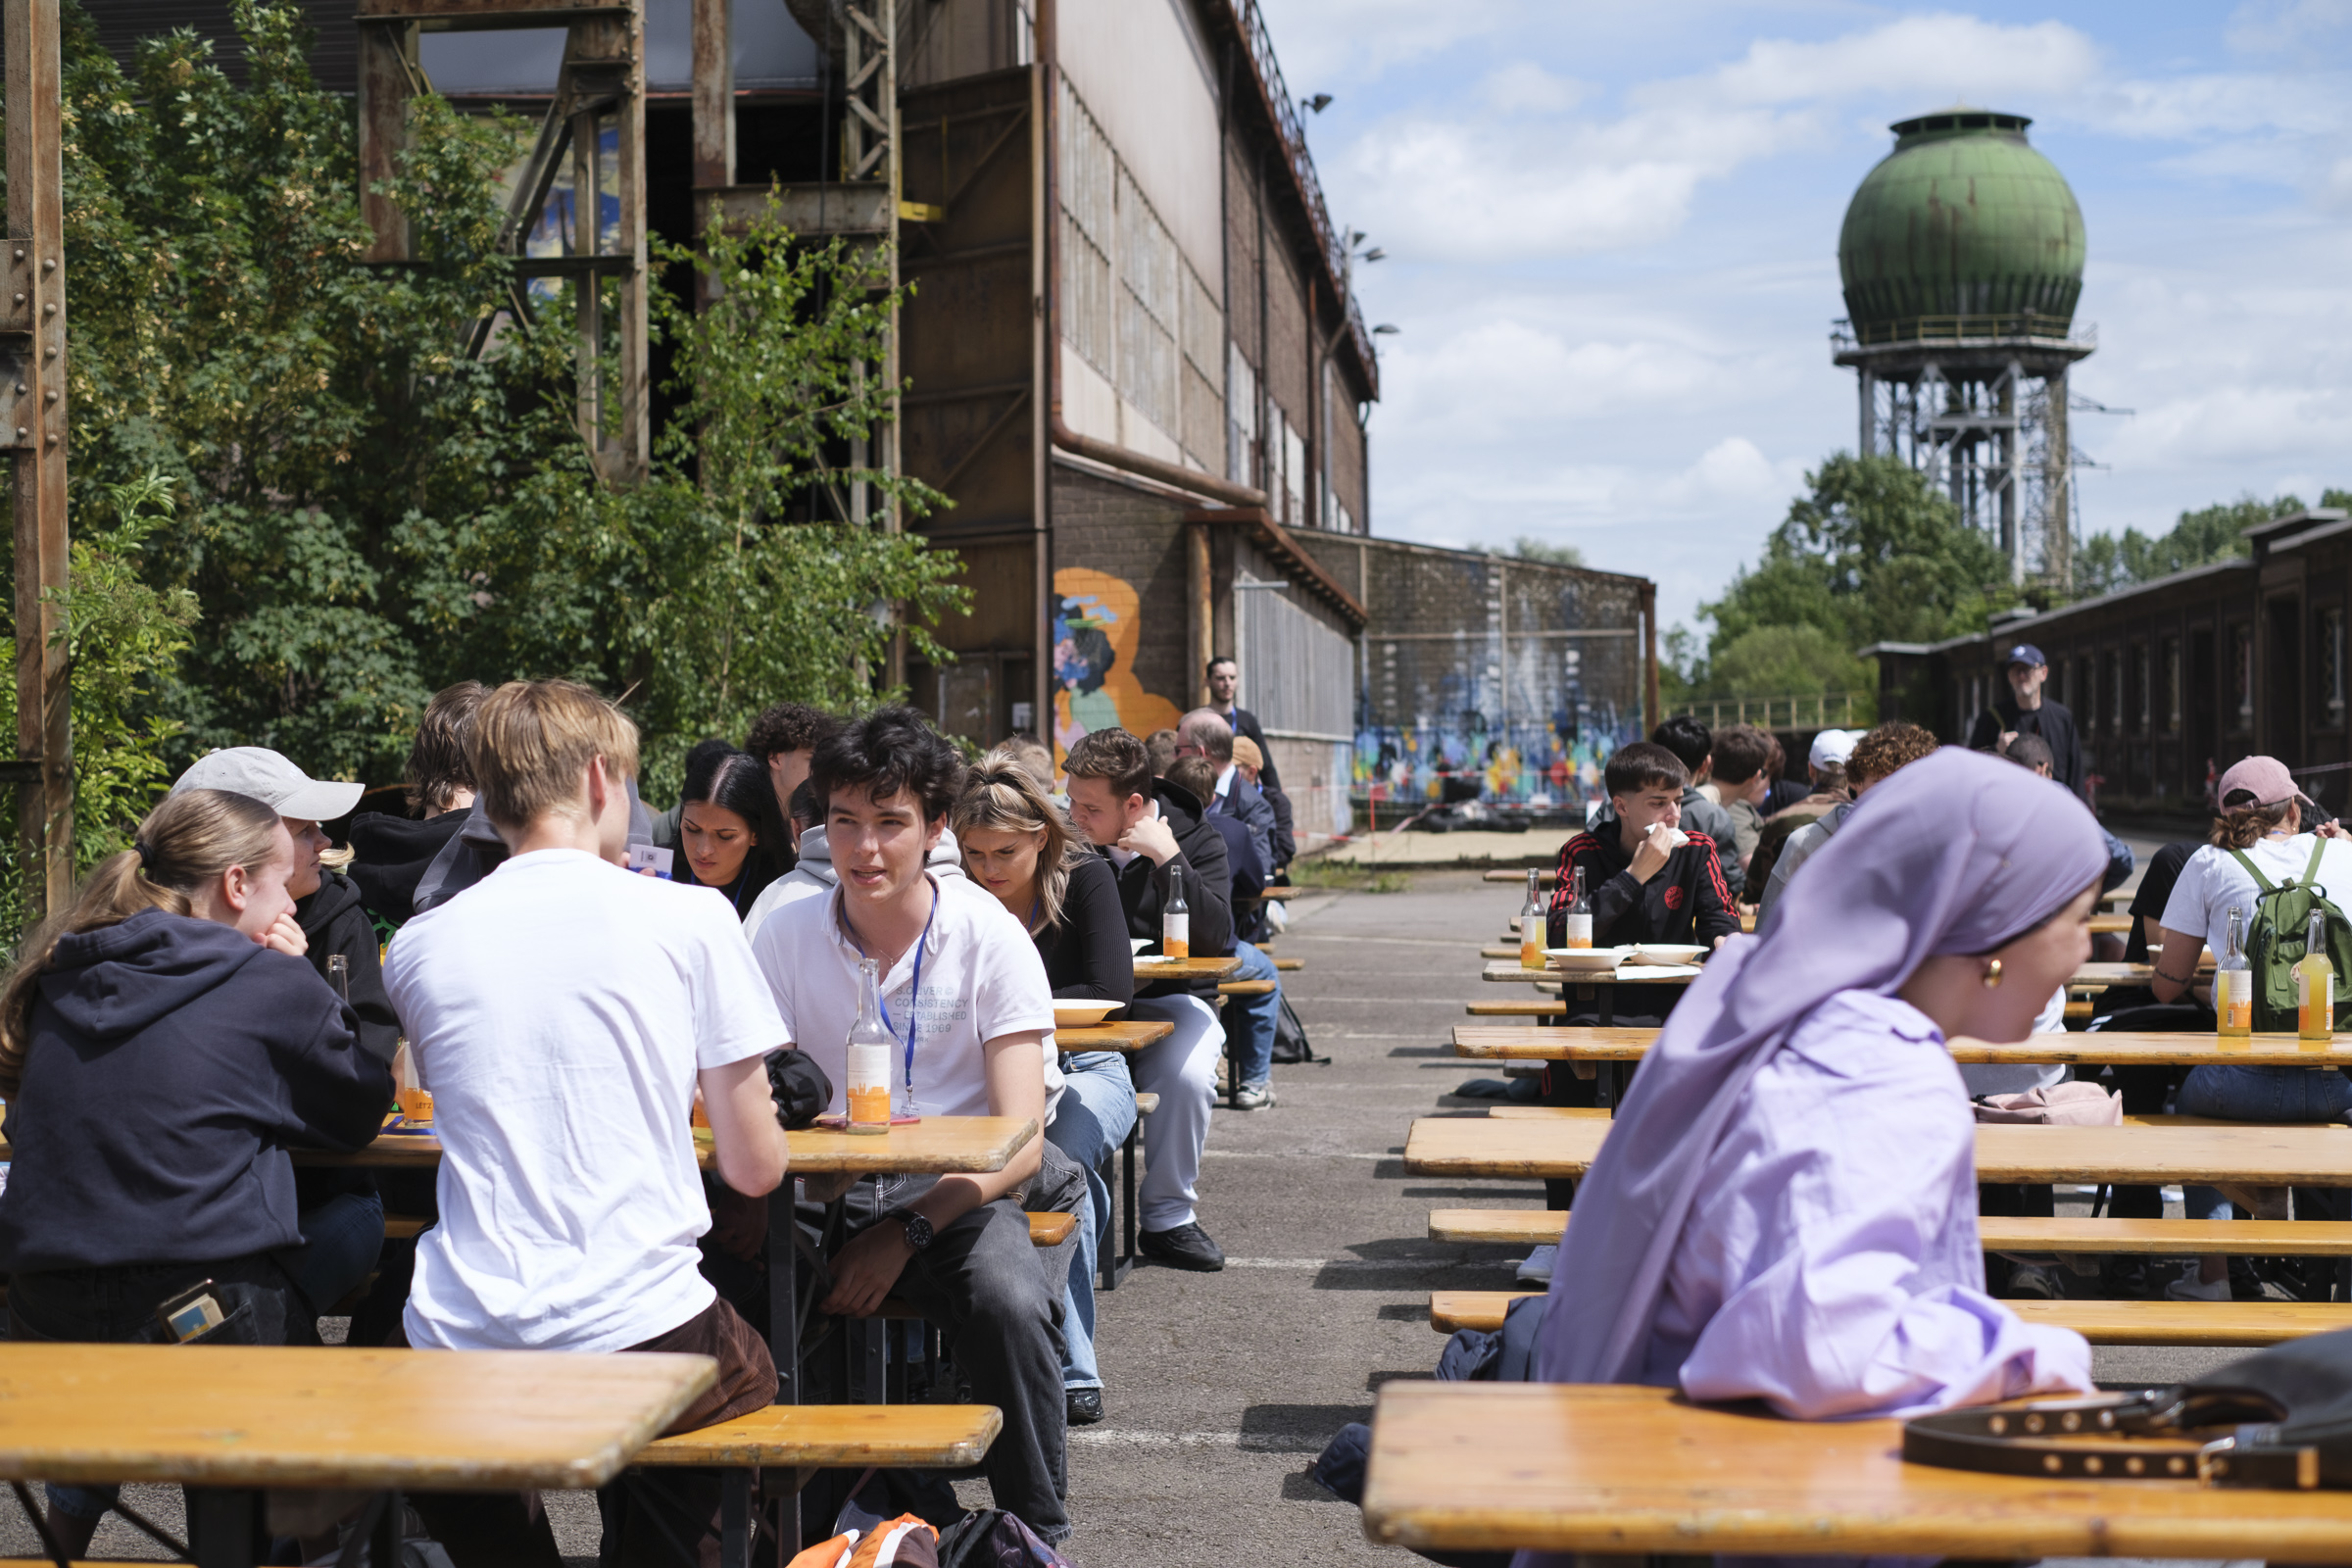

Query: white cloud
[1482,63,1583,115]
[1705,14,2102,106]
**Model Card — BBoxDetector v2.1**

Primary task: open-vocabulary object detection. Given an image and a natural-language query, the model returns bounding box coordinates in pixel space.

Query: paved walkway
[0,868,2247,1563]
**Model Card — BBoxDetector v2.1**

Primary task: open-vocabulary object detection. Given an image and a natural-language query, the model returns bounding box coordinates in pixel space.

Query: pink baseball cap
[2217,756,2297,809]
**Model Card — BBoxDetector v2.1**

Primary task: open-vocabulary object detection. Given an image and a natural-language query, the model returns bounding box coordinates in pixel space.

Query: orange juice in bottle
[846,957,895,1132]
[1560,866,1592,949]
[1162,864,1191,961]
[2297,910,2334,1041]
[2214,906,2252,1038]
[1519,868,1545,969]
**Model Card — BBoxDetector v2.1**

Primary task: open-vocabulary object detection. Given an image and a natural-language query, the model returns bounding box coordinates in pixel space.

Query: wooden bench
[629,1402,1003,1568]
[1427,1208,2352,1255]
[1026,1212,1075,1248]
[1426,1290,2352,1345]
[1272,957,1303,971]
[1218,979,1277,996]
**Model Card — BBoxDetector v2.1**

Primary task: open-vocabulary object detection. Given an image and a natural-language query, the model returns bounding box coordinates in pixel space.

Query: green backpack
[2227,841,2352,1032]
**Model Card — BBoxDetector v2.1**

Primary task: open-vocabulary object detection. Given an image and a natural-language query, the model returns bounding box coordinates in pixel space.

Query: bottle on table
[2214,906,2251,1038]
[1519,868,1545,969]
[846,956,895,1133]
[1560,866,1592,950]
[2297,910,2334,1041]
[1163,863,1191,961]
[327,954,351,1004]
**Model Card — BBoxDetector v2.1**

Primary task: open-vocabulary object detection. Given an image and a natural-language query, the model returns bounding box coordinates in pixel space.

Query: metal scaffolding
[1838,322,2093,592]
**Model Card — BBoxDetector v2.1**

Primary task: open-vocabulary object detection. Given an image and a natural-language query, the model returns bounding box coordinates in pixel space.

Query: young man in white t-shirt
[385,679,790,1564]
[749,706,1072,1544]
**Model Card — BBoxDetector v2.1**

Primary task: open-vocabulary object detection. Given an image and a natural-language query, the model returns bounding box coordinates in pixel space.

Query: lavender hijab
[1533,746,2107,1385]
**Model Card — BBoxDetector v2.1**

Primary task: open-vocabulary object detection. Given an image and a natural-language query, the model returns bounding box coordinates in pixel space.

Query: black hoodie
[0,908,392,1273]
[346,809,469,928]
[298,870,401,1066]
[1099,778,1234,1000]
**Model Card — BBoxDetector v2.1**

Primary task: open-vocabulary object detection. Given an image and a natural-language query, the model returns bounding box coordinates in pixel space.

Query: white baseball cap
[1808,729,1861,770]
[172,747,365,821]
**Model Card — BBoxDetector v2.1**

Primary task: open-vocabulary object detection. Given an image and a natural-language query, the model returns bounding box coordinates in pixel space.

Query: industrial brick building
[85,0,1656,833]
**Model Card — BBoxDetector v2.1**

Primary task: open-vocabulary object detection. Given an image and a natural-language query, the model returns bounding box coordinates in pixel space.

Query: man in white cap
[172,747,396,1329]
[1743,728,1860,899]
[1965,642,2083,799]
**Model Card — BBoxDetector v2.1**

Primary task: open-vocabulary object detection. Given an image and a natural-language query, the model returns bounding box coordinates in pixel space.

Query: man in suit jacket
[1206,656,1282,794]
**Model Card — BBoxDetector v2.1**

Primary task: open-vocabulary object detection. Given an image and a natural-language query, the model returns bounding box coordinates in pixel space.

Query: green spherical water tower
[1832,110,2093,588]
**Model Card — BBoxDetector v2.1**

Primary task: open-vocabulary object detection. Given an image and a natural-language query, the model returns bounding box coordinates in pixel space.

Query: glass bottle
[2214,906,2252,1038]
[326,954,351,1004]
[2297,910,2334,1041]
[846,957,896,1133]
[1561,866,1592,950]
[1519,868,1545,970]
[1162,863,1191,961]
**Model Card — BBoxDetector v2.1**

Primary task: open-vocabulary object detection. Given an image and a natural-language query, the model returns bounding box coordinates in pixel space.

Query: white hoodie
[740,824,965,940]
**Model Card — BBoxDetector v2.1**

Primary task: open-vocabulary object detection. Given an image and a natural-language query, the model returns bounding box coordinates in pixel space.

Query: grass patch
[1292,859,1413,894]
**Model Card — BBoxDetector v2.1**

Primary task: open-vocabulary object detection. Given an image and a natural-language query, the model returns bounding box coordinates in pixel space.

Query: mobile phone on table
[156,1280,225,1343]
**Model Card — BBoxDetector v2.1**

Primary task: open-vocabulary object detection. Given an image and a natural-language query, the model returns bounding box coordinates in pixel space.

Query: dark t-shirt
[2125,841,2199,963]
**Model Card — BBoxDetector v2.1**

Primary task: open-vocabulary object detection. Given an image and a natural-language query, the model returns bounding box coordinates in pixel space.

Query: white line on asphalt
[1068,1430,1328,1450]
[1282,934,1486,949]
[1199,1149,1391,1160]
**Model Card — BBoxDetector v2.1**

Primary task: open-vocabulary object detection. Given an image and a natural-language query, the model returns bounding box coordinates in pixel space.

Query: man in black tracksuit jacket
[1546,741,1740,952]
[1064,729,1234,1272]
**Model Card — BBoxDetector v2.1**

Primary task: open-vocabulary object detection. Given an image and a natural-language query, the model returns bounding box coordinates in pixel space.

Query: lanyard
[873,885,939,1096]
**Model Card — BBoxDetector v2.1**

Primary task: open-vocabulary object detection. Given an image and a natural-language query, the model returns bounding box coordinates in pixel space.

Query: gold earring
[1982,958,2003,990]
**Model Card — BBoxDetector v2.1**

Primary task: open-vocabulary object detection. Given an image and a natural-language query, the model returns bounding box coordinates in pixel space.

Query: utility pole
[5,0,74,915]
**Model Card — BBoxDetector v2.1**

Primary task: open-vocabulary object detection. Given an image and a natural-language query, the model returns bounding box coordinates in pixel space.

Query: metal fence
[1668,692,1875,732]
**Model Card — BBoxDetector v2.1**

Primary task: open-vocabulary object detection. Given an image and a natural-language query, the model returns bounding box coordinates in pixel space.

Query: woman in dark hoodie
[0,789,392,1555]
[676,744,789,917]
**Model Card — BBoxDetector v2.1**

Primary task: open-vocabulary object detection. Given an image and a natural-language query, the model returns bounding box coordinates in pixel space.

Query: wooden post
[689,0,733,191]
[356,21,416,262]
[6,0,72,915]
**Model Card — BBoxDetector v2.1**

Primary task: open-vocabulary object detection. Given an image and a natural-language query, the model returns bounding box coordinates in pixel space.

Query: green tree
[1707,624,1873,700]
[1499,536,1585,568]
[2073,490,2352,599]
[35,0,964,823]
[1701,453,2019,665]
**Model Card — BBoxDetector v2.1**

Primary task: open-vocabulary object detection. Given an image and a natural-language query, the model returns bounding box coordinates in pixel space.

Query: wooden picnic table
[0,1343,712,1568]
[1486,959,2192,990]
[1452,1024,2352,1069]
[1402,1114,2352,1185]
[1359,1381,2352,1559]
[1059,1018,1173,1053]
[1134,955,1245,983]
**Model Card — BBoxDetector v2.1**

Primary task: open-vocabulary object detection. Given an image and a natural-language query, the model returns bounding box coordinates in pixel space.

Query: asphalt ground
[0,868,2254,1563]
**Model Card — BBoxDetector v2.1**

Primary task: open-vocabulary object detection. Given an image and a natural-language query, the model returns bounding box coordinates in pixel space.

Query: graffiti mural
[1053,567,1182,760]
[1352,714,1634,808]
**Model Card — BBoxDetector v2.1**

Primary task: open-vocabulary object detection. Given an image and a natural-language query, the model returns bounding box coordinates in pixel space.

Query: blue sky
[1252,0,2352,641]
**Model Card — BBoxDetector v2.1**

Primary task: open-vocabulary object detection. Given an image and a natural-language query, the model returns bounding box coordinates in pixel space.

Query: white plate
[1629,944,1706,965]
[1134,954,1179,965]
[1128,938,1152,955]
[1053,1001,1121,1027]
[1543,947,1632,974]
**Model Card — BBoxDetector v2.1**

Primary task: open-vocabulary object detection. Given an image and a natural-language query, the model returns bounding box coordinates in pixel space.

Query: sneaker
[2165,1262,2230,1301]
[1515,1245,1557,1285]
[1065,1387,1104,1426]
[1139,1221,1226,1271]
[1233,1081,1277,1110]
[2005,1263,2061,1300]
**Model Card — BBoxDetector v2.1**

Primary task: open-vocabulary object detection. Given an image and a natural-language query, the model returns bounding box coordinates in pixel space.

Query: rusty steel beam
[4,0,72,913]
[355,0,626,25]
[356,22,416,262]
[689,0,732,191]
[693,183,895,237]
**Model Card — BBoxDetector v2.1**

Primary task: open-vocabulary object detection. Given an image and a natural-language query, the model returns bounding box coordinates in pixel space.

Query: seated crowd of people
[0,664,1300,1563]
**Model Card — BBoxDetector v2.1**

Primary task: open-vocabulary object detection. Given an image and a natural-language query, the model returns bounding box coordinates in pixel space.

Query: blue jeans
[1229,943,1282,1090]
[1045,1051,1136,1391]
[288,1189,385,1314]
[2178,1066,2352,1219]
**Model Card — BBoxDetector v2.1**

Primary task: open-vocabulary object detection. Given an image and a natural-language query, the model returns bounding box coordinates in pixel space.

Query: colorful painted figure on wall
[1053,567,1181,760]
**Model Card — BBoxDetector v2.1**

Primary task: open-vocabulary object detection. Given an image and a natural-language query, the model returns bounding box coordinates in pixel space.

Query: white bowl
[1629,944,1706,966]
[1544,947,1632,975]
[1128,938,1152,955]
[1053,1001,1121,1028]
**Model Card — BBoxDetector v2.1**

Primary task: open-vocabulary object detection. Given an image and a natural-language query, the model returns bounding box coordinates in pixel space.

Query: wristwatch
[888,1208,934,1252]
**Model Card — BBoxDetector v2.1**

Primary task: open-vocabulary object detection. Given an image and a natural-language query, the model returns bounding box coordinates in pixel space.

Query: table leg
[1598,981,1615,1027]
[1120,1120,1139,1276]
[847,1316,886,1404]
[371,1490,404,1568]
[1595,1059,1616,1112]
[719,1469,751,1568]
[768,1181,799,1405]
[188,1488,262,1568]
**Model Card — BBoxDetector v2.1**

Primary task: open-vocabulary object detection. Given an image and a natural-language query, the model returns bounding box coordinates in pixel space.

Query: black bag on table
[766,1048,833,1129]
[1906,1325,2352,1487]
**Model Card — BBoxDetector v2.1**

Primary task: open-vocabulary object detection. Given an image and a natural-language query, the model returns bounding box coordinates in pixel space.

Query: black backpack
[1270,992,1322,1065]
[1906,1326,2352,1486]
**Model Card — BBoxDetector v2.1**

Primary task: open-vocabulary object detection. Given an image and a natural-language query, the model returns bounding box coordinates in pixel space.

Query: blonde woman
[0,789,392,1555]
[955,750,1133,1427]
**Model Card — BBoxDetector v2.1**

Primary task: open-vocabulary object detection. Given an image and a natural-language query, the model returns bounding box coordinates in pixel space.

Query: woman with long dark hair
[677,744,789,920]
[0,789,392,1555]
